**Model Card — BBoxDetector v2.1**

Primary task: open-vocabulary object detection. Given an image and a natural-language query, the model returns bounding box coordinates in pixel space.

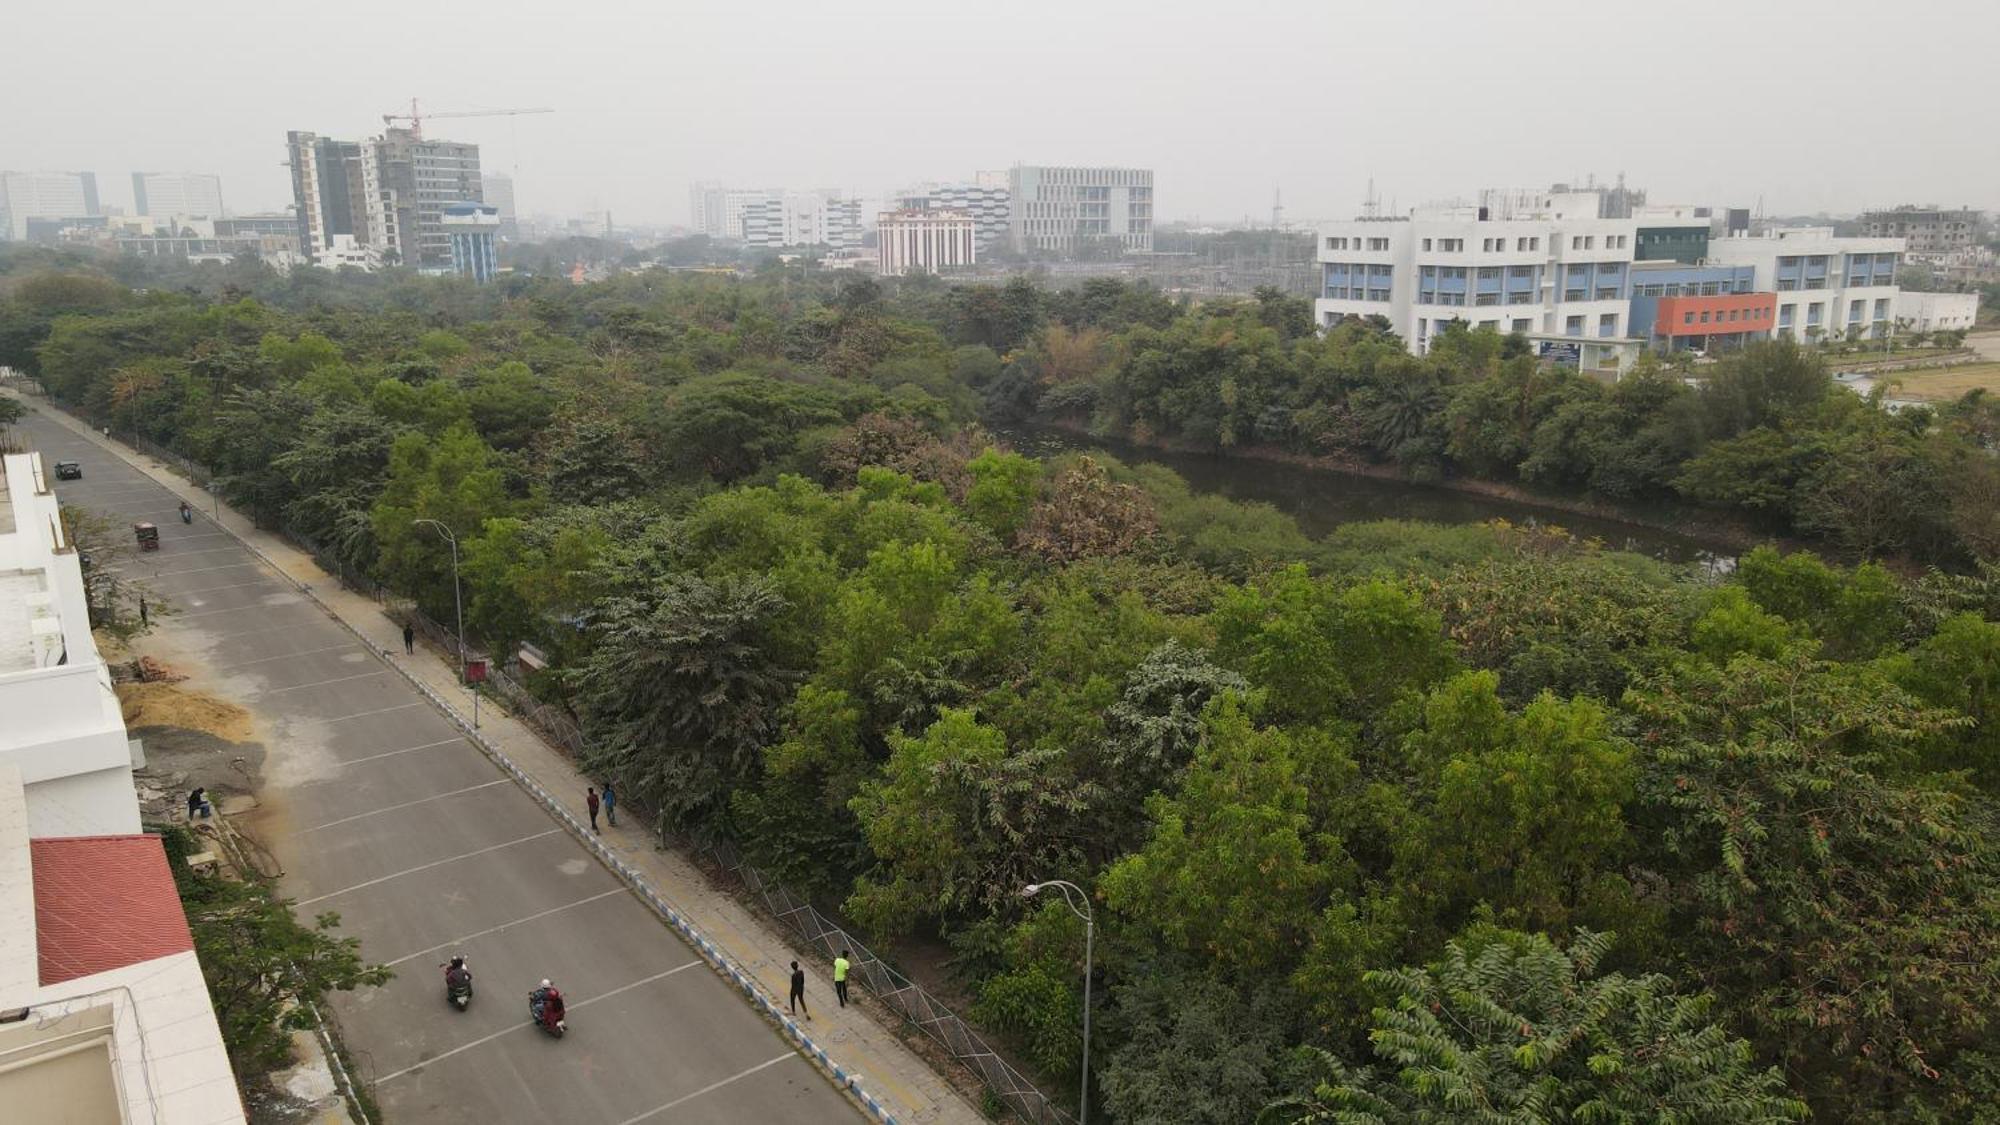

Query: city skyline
[4,0,1994,229]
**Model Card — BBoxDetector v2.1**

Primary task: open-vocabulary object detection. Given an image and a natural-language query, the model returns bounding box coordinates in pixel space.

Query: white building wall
[0,172,100,240]
[132,174,224,221]
[1313,208,1641,352]
[878,210,977,276]
[1893,290,1980,332]
[1709,229,1905,340]
[0,454,140,839]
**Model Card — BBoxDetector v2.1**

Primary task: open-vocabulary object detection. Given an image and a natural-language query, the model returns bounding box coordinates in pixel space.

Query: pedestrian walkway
[14,393,985,1125]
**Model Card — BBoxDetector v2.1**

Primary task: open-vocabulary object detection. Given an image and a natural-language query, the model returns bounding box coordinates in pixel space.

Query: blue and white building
[440,201,500,282]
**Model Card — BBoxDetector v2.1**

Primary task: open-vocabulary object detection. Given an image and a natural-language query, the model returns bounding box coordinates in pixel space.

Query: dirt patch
[120,681,255,743]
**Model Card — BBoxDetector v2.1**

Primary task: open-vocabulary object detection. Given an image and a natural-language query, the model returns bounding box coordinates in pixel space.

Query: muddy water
[999,424,1737,565]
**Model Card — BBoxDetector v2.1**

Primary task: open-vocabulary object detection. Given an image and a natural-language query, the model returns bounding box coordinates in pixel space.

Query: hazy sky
[8,0,1996,228]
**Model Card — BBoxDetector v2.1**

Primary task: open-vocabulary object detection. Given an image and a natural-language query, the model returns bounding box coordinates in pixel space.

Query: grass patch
[1872,363,2000,402]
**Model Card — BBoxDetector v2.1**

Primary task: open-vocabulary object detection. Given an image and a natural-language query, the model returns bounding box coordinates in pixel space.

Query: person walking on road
[602,780,617,827]
[833,950,851,1008]
[139,596,148,627]
[586,787,600,832]
[402,622,415,655]
[789,960,810,1019]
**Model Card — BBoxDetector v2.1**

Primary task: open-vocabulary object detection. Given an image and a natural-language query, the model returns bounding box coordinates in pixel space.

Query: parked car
[54,460,82,480]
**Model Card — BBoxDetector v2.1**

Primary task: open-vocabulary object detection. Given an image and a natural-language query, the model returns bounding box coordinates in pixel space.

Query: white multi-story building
[878,209,977,276]
[738,191,863,249]
[1314,192,1645,367]
[0,454,142,839]
[441,201,501,282]
[1314,188,1910,369]
[1007,165,1154,255]
[898,179,1009,248]
[130,173,224,221]
[0,172,101,241]
[1707,228,1903,342]
[0,451,243,1121]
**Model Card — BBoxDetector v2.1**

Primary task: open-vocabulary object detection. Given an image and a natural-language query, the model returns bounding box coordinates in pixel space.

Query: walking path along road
[9,392,983,1125]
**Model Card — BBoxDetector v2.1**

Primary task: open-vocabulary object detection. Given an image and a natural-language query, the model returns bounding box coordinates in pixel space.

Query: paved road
[19,406,859,1125]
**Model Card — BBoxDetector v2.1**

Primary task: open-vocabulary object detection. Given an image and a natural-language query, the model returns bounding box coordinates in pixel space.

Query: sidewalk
[19,393,985,1125]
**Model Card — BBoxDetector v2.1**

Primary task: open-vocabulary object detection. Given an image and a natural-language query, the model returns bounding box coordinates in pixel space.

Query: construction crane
[380,99,555,141]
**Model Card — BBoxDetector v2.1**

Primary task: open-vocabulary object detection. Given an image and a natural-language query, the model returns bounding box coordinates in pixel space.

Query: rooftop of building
[30,835,192,986]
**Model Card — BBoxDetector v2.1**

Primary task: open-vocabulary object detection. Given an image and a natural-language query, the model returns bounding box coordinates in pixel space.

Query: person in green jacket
[833,950,851,1008]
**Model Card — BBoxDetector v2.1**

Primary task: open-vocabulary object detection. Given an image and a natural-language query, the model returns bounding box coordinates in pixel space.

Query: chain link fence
[71,402,1073,1124]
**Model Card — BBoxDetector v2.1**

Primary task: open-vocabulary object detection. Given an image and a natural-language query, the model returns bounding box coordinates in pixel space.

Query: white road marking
[331,737,464,769]
[255,669,390,695]
[212,642,363,671]
[319,701,430,724]
[617,1054,803,1123]
[374,962,704,1084]
[175,603,273,620]
[383,890,629,966]
[150,561,262,578]
[295,830,562,906]
[290,780,512,836]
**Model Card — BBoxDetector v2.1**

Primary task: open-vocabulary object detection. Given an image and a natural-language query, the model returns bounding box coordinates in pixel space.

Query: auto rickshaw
[135,522,159,551]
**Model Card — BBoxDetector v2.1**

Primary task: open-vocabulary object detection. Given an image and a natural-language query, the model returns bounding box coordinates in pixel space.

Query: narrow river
[999,425,1736,566]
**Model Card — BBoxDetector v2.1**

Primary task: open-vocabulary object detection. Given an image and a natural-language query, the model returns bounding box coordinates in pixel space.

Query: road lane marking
[383,890,630,966]
[319,701,429,724]
[617,1053,803,1123]
[148,545,252,563]
[175,603,274,620]
[374,962,704,1084]
[331,737,464,769]
[256,669,390,695]
[295,830,561,906]
[213,642,364,670]
[177,577,286,597]
[290,780,512,836]
[150,561,262,578]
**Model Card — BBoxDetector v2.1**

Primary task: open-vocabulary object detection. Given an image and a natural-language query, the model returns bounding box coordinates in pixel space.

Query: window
[1477,266,1501,279]
[1808,302,1824,325]
[1513,318,1532,333]
[1367,237,1389,251]
[1596,286,1620,300]
[1566,315,1584,336]
[1584,235,1595,250]
[1421,238,1432,251]
[1565,289,1587,302]
[1598,313,1617,337]
[1571,236,1583,250]
[1418,318,1428,337]
[1849,300,1865,322]
[1700,311,1711,324]
[1727,309,1739,322]
[1874,298,1889,320]
[1779,305,1795,327]
[1683,311,1695,325]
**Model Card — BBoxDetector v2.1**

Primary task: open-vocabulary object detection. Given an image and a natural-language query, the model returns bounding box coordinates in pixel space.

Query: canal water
[999,425,1734,566]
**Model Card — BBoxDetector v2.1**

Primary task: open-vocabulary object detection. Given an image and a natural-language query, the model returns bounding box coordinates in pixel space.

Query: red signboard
[465,659,488,684]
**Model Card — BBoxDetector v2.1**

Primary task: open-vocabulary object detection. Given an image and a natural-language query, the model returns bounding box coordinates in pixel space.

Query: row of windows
[1325,288,1393,302]
[1325,236,1392,251]
[1569,234,1629,251]
[1564,313,1621,337]
[1635,281,1753,297]
[1682,306,1773,326]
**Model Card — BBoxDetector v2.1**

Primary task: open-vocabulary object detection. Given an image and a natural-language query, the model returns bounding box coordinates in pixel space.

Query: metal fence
[688,834,1076,1124]
[75,404,1071,1125]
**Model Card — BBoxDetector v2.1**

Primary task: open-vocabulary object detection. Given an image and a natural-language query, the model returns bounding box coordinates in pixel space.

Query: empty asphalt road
[19,404,859,1124]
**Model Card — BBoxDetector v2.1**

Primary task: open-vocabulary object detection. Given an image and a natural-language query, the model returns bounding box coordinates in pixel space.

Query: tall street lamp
[1022,879,1094,1124]
[411,519,466,684]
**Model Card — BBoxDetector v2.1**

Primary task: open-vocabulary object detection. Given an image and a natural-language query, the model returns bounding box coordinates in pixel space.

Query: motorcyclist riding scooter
[529,979,566,1037]
[441,955,473,1011]
[179,500,193,524]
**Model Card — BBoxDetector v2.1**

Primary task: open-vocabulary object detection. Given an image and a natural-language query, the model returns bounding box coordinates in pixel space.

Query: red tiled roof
[31,835,194,986]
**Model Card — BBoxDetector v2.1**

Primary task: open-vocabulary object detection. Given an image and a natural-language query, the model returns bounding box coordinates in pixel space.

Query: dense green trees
[9,255,1999,1123]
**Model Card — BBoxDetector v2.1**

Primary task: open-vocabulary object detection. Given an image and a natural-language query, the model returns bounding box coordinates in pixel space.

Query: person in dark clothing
[788,960,810,1019]
[139,596,148,627]
[586,787,600,832]
[602,781,617,827]
[402,623,415,654]
[187,787,211,820]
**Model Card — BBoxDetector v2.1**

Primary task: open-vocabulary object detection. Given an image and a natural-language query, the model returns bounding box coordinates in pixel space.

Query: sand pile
[118,681,254,743]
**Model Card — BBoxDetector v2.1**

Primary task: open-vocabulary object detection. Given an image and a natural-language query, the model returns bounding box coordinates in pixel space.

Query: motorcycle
[529,983,566,1038]
[441,958,473,1011]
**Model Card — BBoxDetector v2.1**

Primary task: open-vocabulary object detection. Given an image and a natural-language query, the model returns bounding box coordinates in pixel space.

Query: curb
[42,400,901,1125]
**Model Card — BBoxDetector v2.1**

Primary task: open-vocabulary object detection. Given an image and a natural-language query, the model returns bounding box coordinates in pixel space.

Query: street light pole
[1022,879,1093,1124]
[411,519,465,684]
